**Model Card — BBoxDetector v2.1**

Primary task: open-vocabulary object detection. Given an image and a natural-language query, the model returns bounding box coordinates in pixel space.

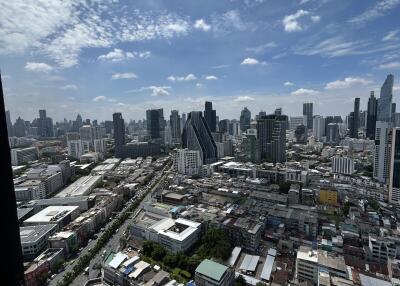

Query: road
[64,166,170,286]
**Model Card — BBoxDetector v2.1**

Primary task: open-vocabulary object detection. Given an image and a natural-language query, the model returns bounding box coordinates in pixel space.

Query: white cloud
[234,96,255,102]
[168,73,197,82]
[205,75,218,80]
[111,73,137,80]
[245,42,277,54]
[61,84,77,90]
[0,1,190,68]
[325,77,372,90]
[383,30,399,41]
[98,49,151,62]
[93,96,107,102]
[291,88,319,96]
[241,57,266,65]
[349,0,400,25]
[148,86,171,96]
[284,81,294,86]
[282,10,319,32]
[196,83,204,88]
[194,19,211,31]
[212,10,250,33]
[24,62,53,72]
[394,85,400,91]
[379,61,400,69]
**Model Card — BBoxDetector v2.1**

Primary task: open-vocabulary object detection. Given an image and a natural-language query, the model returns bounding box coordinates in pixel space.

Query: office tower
[113,112,125,147]
[332,156,355,175]
[349,98,360,138]
[257,114,287,163]
[146,108,165,143]
[389,127,400,204]
[290,116,304,130]
[256,110,267,121]
[359,110,367,129]
[312,115,325,141]
[182,111,218,164]
[373,121,391,183]
[14,116,26,137]
[181,113,186,134]
[295,124,307,144]
[37,109,54,137]
[204,101,216,132]
[170,110,181,144]
[218,119,230,134]
[240,107,251,132]
[274,107,282,116]
[377,74,394,122]
[367,91,378,139]
[66,132,83,159]
[229,120,240,136]
[5,110,13,136]
[326,123,340,144]
[303,102,313,130]
[104,120,113,134]
[0,73,26,285]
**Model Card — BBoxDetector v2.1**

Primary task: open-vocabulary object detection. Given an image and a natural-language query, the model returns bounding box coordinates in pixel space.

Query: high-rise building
[349,98,360,138]
[377,74,394,122]
[146,108,165,143]
[332,156,355,175]
[6,110,13,136]
[113,112,125,147]
[182,111,218,164]
[367,91,378,139]
[290,116,305,130]
[312,115,325,141]
[14,117,26,137]
[326,123,340,144]
[170,110,181,145]
[295,124,307,144]
[173,149,203,176]
[240,107,251,132]
[274,107,282,116]
[303,102,313,130]
[37,109,54,138]
[181,113,186,134]
[257,114,287,163]
[218,119,230,134]
[389,127,400,204]
[204,101,216,132]
[66,132,83,159]
[374,121,391,183]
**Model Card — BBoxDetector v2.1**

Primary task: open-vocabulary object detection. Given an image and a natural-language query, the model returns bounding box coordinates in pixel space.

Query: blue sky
[1,0,400,122]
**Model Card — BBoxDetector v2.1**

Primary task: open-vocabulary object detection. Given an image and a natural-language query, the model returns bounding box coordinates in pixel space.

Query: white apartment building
[374,121,391,183]
[332,156,355,175]
[174,149,203,176]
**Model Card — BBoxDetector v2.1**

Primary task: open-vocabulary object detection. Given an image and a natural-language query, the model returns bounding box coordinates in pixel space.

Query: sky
[1,0,400,122]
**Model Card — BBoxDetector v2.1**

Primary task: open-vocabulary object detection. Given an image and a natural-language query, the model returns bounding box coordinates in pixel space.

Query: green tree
[197,228,232,260]
[152,245,167,260]
[235,275,246,286]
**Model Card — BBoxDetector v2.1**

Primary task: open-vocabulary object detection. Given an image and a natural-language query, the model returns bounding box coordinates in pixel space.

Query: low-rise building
[11,147,39,166]
[195,259,234,286]
[24,206,80,229]
[55,175,102,197]
[319,188,338,205]
[20,224,57,260]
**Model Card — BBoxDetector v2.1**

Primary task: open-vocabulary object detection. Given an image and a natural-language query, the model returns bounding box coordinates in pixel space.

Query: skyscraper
[170,110,181,144]
[204,101,216,132]
[5,109,12,136]
[257,114,287,163]
[303,102,313,130]
[366,91,378,139]
[312,115,325,141]
[37,109,54,138]
[240,107,251,132]
[349,98,360,138]
[182,111,218,164]
[374,121,391,183]
[377,74,394,122]
[389,127,400,204]
[113,112,125,147]
[181,113,186,134]
[146,108,165,143]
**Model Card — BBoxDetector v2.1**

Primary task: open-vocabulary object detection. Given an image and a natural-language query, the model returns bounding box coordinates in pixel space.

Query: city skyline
[1,0,400,121]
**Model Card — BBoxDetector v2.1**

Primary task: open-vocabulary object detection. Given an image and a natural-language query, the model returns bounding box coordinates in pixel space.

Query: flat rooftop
[24,205,79,224]
[151,217,201,242]
[196,259,228,282]
[55,175,101,197]
[20,224,57,244]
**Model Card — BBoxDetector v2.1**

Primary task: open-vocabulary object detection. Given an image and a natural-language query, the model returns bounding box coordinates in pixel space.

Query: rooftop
[24,205,79,224]
[20,224,57,243]
[196,259,228,282]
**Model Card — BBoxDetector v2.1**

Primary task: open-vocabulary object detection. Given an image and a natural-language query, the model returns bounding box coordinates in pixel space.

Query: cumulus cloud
[241,57,267,65]
[325,77,372,89]
[379,61,400,69]
[284,81,294,86]
[93,96,107,102]
[291,88,319,96]
[61,84,78,90]
[111,73,137,80]
[234,96,255,102]
[98,49,151,62]
[282,10,320,32]
[205,75,218,80]
[168,73,197,82]
[194,19,211,31]
[148,86,171,96]
[24,62,53,72]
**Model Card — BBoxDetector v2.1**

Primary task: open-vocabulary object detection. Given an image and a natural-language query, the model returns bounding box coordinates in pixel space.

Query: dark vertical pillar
[0,72,26,285]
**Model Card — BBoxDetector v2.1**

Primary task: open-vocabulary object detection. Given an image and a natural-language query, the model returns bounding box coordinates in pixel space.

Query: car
[51,274,57,279]
[84,267,90,275]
